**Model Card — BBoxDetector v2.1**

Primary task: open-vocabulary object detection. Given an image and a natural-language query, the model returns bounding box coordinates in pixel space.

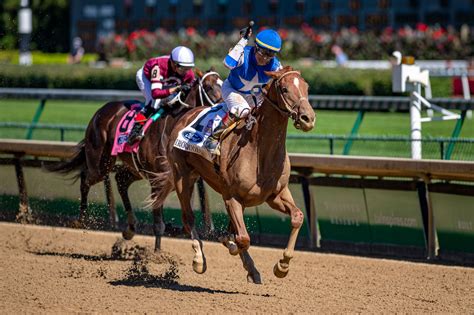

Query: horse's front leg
[224,197,261,284]
[266,186,304,278]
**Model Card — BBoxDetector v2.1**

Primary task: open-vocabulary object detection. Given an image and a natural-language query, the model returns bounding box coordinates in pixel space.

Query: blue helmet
[255,29,282,53]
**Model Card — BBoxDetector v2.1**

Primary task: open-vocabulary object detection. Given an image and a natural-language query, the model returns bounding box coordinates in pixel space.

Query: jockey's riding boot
[127,107,153,145]
[205,112,237,155]
[127,123,144,145]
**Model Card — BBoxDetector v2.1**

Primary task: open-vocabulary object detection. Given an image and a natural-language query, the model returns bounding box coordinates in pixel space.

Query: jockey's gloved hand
[180,83,192,93]
[239,27,252,38]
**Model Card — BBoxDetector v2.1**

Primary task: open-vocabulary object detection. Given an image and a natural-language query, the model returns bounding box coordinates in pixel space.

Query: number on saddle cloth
[190,103,226,134]
[117,101,144,134]
[110,100,148,155]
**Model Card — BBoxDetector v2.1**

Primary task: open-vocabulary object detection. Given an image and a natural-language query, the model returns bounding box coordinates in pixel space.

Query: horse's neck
[186,87,200,107]
[252,99,289,156]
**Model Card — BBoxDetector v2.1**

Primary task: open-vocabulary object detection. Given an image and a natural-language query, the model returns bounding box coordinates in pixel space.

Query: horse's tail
[43,139,86,182]
[146,157,175,209]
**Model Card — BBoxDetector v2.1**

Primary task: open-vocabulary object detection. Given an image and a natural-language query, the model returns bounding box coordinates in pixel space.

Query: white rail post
[18,0,32,66]
[410,83,422,159]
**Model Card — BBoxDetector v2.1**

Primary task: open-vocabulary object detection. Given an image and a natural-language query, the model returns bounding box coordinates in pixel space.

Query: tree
[0,0,69,52]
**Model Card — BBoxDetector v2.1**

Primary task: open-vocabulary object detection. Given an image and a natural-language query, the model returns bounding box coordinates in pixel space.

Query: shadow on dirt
[108,277,243,295]
[31,251,112,261]
[28,238,151,262]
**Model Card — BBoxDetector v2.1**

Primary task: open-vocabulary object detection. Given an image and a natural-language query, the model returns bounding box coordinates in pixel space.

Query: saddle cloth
[111,103,153,156]
[174,103,228,161]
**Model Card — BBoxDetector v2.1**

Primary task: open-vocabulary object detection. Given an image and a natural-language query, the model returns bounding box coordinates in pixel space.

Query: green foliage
[0,0,69,52]
[0,50,97,64]
[0,0,18,50]
[0,60,452,97]
[0,64,134,89]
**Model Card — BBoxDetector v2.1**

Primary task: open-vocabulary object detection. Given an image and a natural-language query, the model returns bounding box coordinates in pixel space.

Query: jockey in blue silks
[205,28,283,153]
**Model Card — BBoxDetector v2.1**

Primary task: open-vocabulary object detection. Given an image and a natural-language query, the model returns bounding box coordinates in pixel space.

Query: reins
[262,70,308,119]
[178,71,222,108]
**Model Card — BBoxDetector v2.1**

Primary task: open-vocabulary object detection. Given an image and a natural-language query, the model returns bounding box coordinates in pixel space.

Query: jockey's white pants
[136,67,162,110]
[222,79,263,119]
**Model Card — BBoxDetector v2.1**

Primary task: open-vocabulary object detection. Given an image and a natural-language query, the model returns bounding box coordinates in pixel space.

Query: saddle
[111,102,154,155]
[174,104,256,161]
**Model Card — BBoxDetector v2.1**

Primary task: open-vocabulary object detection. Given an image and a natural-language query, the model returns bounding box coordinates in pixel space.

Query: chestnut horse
[46,69,222,250]
[160,66,315,283]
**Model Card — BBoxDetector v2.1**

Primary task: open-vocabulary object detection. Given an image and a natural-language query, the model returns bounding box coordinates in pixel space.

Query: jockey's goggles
[255,46,276,59]
[174,62,193,70]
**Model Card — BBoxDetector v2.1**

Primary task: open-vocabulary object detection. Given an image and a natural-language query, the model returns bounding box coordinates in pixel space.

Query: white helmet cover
[171,46,195,67]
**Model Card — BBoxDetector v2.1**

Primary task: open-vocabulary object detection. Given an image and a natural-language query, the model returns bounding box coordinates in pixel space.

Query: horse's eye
[281,87,288,93]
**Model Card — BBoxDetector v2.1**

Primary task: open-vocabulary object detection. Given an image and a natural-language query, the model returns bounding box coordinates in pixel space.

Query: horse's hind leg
[76,139,116,227]
[76,168,102,228]
[77,170,90,227]
[104,174,118,229]
[115,167,139,240]
[151,182,174,252]
[266,186,304,278]
[172,163,206,274]
[218,221,239,255]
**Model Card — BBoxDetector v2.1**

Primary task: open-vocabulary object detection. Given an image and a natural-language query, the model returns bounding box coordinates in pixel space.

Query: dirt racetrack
[1,222,473,313]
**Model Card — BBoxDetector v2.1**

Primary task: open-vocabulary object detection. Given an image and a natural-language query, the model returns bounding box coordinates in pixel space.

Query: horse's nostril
[300,115,310,123]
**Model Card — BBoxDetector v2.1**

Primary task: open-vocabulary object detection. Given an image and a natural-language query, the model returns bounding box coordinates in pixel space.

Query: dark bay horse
[162,66,315,283]
[46,69,222,250]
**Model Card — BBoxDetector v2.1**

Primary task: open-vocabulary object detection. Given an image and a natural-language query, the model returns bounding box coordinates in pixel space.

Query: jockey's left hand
[240,27,252,38]
[180,83,192,93]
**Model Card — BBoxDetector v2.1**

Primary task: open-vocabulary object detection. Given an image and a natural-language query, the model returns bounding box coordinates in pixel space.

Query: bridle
[178,71,223,108]
[262,70,308,120]
[199,71,223,106]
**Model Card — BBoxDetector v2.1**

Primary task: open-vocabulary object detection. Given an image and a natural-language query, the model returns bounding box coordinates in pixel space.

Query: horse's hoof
[228,242,239,256]
[247,272,262,284]
[193,259,207,274]
[122,229,135,240]
[273,262,289,278]
[69,220,83,229]
[16,210,34,224]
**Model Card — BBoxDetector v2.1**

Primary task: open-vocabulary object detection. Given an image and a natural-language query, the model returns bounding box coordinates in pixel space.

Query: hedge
[0,60,451,97]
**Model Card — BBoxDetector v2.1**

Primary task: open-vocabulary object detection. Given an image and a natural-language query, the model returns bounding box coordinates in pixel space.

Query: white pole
[410,83,422,159]
[18,0,32,66]
[461,74,471,100]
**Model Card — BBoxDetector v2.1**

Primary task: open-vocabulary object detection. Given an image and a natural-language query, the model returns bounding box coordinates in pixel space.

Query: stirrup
[204,137,220,155]
[127,125,143,145]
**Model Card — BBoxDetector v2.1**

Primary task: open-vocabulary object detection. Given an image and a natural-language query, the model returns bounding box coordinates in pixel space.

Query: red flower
[349,26,358,34]
[207,29,216,37]
[433,29,445,40]
[312,34,322,43]
[186,27,196,36]
[278,28,288,40]
[416,23,428,32]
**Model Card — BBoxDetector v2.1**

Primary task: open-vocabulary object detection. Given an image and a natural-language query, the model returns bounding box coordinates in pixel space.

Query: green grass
[0,99,473,158]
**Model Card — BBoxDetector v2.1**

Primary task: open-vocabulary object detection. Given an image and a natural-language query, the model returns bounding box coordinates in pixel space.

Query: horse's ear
[265,66,296,79]
[264,70,280,79]
[195,68,204,78]
[281,65,293,73]
[209,66,216,72]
